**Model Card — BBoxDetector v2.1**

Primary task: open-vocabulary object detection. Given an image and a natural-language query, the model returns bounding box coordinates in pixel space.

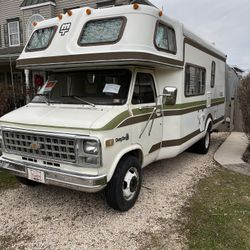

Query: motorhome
[0,4,226,211]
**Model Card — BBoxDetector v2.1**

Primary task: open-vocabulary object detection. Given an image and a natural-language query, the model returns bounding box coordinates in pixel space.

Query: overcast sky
[151,0,250,70]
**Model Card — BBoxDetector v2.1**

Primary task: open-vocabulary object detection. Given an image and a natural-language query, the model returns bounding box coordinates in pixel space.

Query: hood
[0,104,127,131]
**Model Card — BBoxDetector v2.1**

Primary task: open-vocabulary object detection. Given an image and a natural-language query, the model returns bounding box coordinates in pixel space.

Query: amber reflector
[133,3,139,9]
[159,10,163,16]
[58,14,63,20]
[32,22,37,27]
[67,10,72,16]
[105,139,114,147]
[86,8,91,15]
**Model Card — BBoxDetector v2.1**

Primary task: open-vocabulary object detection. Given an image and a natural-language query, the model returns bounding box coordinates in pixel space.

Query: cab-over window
[154,21,177,54]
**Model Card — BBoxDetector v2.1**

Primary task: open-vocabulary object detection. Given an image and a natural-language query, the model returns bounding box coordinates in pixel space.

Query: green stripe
[94,110,131,131]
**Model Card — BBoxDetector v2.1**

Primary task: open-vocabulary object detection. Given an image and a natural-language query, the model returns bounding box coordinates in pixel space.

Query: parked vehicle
[0,4,226,211]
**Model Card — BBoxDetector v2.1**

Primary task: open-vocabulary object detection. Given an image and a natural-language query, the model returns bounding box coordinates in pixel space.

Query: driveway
[0,133,228,250]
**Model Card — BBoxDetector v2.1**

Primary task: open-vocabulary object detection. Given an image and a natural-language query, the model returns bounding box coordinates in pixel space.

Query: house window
[211,61,216,88]
[78,17,126,46]
[185,64,206,97]
[132,73,156,104]
[154,22,177,54]
[8,21,20,46]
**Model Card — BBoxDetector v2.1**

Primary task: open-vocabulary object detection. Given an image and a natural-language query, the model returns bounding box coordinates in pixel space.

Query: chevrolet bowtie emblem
[30,142,41,150]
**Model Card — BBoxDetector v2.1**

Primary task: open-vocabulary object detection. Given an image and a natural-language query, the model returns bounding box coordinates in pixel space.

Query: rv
[0,4,226,211]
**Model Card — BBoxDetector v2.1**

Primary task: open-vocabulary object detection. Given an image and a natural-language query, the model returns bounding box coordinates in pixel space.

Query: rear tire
[193,129,211,154]
[15,176,40,186]
[105,155,142,212]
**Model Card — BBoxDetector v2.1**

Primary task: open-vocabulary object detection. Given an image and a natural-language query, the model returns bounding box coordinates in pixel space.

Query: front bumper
[0,156,107,193]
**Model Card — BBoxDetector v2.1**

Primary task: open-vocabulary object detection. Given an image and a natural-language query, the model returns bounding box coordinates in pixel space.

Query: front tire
[105,155,142,212]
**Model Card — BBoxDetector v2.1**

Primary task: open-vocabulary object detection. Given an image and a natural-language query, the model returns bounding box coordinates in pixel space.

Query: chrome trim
[1,127,102,167]
[0,156,107,193]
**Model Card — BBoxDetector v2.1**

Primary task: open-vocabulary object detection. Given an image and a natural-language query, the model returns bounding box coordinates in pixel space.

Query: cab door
[130,70,163,165]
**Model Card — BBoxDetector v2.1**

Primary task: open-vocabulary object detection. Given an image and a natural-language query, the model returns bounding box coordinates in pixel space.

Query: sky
[150,0,250,70]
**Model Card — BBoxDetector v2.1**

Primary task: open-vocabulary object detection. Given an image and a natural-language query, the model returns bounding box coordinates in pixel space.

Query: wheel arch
[205,114,213,132]
[106,145,143,182]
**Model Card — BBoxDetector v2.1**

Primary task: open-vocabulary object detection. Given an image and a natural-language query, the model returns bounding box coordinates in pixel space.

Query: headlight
[83,140,98,155]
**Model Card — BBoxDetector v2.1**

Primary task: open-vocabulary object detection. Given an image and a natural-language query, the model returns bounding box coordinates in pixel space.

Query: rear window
[78,17,126,46]
[26,26,57,51]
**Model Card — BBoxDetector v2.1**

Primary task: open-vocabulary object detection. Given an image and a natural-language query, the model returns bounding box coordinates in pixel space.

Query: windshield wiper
[67,95,95,107]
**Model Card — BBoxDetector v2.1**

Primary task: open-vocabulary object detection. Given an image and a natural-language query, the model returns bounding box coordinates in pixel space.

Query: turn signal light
[159,10,163,17]
[32,22,37,27]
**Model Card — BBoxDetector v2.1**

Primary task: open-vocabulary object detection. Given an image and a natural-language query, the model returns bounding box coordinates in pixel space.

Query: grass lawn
[0,170,19,190]
[185,168,250,250]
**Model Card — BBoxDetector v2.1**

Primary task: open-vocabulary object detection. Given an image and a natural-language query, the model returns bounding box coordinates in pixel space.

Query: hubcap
[123,167,139,201]
[205,131,210,149]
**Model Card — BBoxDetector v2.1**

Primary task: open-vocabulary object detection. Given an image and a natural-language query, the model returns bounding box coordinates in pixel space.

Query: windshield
[32,69,132,106]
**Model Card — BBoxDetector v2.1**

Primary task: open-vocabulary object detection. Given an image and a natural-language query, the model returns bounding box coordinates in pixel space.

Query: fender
[106,144,143,182]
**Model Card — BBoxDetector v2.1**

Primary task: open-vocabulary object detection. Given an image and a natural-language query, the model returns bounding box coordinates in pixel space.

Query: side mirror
[163,87,177,105]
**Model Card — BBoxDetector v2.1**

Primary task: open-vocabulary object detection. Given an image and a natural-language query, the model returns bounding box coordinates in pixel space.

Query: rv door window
[154,22,176,54]
[32,69,132,105]
[132,73,156,104]
[78,17,126,46]
[26,26,57,51]
[185,64,206,97]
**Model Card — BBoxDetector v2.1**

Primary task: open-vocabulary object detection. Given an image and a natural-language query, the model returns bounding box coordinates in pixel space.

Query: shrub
[238,74,250,136]
[0,82,26,117]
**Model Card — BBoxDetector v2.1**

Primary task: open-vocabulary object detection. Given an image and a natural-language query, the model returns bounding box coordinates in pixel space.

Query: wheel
[105,155,142,212]
[194,129,211,154]
[15,176,40,186]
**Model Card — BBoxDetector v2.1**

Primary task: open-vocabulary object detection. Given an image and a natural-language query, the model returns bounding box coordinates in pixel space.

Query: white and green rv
[0,4,226,211]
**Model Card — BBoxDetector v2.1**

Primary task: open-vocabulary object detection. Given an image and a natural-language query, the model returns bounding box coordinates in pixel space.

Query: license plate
[27,169,45,183]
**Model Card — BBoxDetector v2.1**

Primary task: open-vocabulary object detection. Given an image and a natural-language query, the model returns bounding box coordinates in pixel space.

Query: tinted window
[78,17,125,45]
[185,65,206,96]
[155,22,176,53]
[211,61,216,88]
[26,26,56,51]
[132,73,156,104]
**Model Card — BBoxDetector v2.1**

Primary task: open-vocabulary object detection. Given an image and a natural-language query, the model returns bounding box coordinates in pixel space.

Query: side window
[78,17,126,46]
[185,64,206,97]
[211,61,216,88]
[8,21,20,47]
[132,73,156,104]
[154,22,177,54]
[26,26,57,51]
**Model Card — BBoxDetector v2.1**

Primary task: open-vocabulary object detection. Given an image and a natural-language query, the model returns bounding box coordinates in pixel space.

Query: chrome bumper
[0,156,107,193]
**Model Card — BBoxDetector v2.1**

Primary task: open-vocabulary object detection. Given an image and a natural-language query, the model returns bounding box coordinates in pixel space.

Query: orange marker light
[133,3,139,9]
[159,10,163,17]
[32,21,37,27]
[57,14,63,20]
[67,10,73,16]
[86,8,91,15]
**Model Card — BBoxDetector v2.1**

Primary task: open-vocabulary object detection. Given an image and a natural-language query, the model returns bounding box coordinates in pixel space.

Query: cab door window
[132,73,156,104]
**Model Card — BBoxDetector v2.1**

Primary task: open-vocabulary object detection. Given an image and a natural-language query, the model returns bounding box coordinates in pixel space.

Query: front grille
[3,131,76,163]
